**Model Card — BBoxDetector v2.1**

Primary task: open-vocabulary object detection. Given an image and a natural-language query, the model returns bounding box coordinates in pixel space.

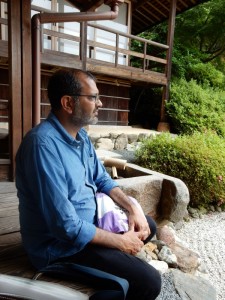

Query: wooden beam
[160,0,177,124]
[132,0,149,11]
[0,17,7,25]
[21,0,32,136]
[141,6,161,22]
[80,21,87,70]
[86,63,167,85]
[0,40,8,57]
[155,0,170,13]
[147,2,168,18]
[41,50,83,69]
[164,0,181,13]
[179,0,189,9]
[8,0,23,180]
[132,14,153,33]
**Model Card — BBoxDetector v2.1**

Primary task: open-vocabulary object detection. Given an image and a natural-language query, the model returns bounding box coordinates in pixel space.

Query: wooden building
[0,0,206,181]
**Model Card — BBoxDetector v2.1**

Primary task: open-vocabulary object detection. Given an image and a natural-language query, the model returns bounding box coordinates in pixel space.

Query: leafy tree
[131,0,225,77]
[175,0,225,63]
[130,0,225,131]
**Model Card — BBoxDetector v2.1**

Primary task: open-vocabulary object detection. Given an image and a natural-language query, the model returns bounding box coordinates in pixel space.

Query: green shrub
[166,78,225,136]
[135,132,225,208]
[171,46,204,79]
[186,62,225,89]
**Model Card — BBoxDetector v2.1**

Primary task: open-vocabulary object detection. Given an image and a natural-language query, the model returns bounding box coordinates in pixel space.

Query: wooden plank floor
[0,182,94,296]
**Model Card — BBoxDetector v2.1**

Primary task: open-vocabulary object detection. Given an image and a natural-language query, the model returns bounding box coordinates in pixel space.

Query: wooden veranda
[0,0,207,181]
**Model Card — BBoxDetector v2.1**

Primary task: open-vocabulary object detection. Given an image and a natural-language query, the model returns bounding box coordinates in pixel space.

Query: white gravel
[175,211,225,300]
[156,272,182,300]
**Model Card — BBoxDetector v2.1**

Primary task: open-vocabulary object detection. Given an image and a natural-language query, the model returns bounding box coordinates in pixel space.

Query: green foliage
[130,29,167,71]
[174,0,225,62]
[130,0,225,134]
[171,46,197,79]
[171,45,209,80]
[171,0,225,86]
[132,0,225,209]
[165,78,225,136]
[186,62,225,88]
[135,132,225,207]
[130,0,225,80]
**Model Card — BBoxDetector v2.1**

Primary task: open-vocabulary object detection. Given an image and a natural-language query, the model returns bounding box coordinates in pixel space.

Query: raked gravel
[175,211,225,300]
[156,211,225,300]
[156,272,182,300]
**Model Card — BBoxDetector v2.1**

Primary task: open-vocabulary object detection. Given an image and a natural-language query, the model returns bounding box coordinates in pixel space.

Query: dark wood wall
[0,68,9,124]
[40,73,130,126]
[97,82,130,126]
[0,68,9,180]
[40,73,51,120]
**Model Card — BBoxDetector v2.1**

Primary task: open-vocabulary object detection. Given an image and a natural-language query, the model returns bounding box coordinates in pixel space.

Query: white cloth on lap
[96,192,145,233]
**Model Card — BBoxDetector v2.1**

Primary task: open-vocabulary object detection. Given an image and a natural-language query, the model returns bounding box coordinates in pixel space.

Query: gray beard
[71,101,99,127]
[71,114,98,127]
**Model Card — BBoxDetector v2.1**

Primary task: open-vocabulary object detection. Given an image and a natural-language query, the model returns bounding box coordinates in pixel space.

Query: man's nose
[96,98,103,107]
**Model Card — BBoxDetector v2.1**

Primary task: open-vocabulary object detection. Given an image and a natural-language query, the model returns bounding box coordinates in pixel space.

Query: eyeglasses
[71,94,100,103]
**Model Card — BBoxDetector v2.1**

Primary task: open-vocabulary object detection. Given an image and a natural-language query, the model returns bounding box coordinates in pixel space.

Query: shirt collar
[47,112,83,146]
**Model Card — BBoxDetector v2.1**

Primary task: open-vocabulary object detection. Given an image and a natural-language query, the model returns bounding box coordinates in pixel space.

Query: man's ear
[61,96,74,114]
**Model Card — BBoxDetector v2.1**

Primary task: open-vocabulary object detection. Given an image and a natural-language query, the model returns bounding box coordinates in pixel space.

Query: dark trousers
[61,216,161,300]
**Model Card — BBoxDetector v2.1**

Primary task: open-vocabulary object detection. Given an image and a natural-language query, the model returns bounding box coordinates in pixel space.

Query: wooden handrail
[0,17,7,25]
[88,22,169,49]
[41,22,168,73]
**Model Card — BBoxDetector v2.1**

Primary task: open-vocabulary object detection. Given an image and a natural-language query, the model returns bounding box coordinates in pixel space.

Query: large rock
[116,163,190,224]
[170,269,217,300]
[158,246,178,267]
[149,260,168,274]
[127,133,138,143]
[157,225,176,246]
[170,242,201,274]
[157,178,190,223]
[95,138,114,150]
[88,132,101,144]
[114,133,128,150]
[116,175,162,219]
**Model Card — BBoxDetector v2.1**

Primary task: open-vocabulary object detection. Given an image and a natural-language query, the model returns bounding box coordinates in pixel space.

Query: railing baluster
[143,42,147,72]
[115,33,119,67]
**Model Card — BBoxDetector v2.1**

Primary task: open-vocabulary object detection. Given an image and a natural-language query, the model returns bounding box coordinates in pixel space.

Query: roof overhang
[66,0,209,35]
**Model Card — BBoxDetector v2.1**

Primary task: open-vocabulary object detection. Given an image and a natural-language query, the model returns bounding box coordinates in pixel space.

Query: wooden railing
[0,11,170,89]
[86,23,168,72]
[41,22,169,74]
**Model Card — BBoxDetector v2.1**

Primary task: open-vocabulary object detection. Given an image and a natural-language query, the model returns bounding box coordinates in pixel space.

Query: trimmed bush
[166,78,225,137]
[135,132,225,208]
[186,62,225,89]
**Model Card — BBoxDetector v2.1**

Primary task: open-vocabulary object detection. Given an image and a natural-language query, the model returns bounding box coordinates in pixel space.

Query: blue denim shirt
[16,112,118,269]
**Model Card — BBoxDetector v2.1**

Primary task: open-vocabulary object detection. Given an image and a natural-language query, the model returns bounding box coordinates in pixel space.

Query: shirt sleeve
[17,134,96,251]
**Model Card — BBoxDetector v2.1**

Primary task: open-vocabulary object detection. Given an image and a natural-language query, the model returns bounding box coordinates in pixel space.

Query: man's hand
[108,186,151,241]
[128,205,150,241]
[118,230,144,255]
[91,227,144,255]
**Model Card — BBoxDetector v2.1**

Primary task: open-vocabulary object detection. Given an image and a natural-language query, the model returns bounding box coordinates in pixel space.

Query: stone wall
[89,131,159,151]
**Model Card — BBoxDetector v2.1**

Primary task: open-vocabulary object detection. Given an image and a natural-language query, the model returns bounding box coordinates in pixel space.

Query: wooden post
[8,0,23,180]
[158,0,177,132]
[21,0,32,136]
[80,21,87,71]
